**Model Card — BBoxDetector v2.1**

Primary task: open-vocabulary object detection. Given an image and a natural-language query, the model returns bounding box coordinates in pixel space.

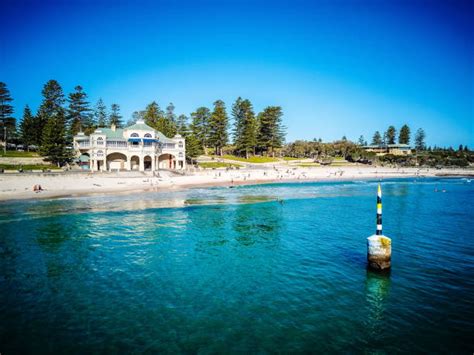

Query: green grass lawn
[282,157,301,161]
[0,151,40,158]
[199,162,242,169]
[0,163,60,171]
[214,155,280,163]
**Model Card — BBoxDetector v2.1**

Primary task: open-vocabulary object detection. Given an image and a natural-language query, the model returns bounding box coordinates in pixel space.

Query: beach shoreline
[0,166,472,202]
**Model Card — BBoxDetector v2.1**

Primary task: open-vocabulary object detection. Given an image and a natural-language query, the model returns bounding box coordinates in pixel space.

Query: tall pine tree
[20,105,35,151]
[372,131,382,145]
[166,103,176,124]
[109,104,123,128]
[38,80,70,164]
[41,109,72,166]
[143,101,163,128]
[37,80,65,145]
[257,106,285,156]
[127,110,145,126]
[190,107,211,152]
[385,125,396,145]
[176,114,189,137]
[233,98,257,159]
[0,82,15,153]
[399,124,410,144]
[94,98,108,128]
[67,85,91,138]
[208,100,229,156]
[143,101,175,137]
[414,128,426,151]
[185,134,203,160]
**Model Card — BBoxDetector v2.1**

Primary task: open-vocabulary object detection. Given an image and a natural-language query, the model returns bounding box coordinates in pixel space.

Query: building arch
[95,150,105,171]
[158,153,176,169]
[144,133,152,138]
[78,153,90,170]
[130,133,139,137]
[144,155,152,170]
[107,152,127,171]
[130,155,140,171]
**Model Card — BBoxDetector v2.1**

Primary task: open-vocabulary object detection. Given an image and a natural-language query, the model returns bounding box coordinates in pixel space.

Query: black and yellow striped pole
[376,184,382,235]
[367,183,392,270]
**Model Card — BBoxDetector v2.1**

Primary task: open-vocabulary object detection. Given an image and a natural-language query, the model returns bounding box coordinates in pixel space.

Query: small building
[363,144,412,156]
[387,144,412,155]
[73,120,186,172]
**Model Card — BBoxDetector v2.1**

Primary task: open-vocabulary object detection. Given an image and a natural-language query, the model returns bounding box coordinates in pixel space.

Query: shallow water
[1,178,473,353]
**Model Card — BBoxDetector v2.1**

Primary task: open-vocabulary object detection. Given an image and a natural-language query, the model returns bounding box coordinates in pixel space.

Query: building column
[151,155,156,171]
[126,156,131,171]
[139,155,145,172]
[93,159,98,171]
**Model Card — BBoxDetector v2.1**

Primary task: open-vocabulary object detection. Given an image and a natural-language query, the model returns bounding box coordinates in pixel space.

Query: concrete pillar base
[367,235,391,270]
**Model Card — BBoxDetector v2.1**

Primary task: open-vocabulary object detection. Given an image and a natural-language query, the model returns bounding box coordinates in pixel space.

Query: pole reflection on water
[364,269,392,350]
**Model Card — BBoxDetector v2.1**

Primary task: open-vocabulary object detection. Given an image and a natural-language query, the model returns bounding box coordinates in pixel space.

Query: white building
[73,120,186,172]
[362,144,412,156]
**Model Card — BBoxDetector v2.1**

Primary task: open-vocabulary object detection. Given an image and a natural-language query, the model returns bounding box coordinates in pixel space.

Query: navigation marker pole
[376,184,383,235]
[367,184,392,270]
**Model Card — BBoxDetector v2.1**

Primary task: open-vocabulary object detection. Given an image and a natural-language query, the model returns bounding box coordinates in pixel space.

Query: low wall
[0,157,49,165]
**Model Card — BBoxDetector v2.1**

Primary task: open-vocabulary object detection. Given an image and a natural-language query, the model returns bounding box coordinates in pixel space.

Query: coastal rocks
[367,235,391,270]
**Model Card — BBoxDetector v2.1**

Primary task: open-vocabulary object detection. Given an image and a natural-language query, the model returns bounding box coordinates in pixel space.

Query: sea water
[1,178,473,353]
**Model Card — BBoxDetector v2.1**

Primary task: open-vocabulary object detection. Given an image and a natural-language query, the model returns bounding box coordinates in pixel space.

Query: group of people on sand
[33,184,43,193]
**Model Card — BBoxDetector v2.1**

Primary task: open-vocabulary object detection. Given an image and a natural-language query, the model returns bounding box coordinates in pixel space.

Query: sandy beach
[0,165,472,201]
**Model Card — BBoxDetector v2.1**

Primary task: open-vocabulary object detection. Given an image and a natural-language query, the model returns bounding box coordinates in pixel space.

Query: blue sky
[1,0,473,146]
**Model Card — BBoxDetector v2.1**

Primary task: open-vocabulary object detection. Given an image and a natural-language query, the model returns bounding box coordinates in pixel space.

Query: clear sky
[1,0,473,147]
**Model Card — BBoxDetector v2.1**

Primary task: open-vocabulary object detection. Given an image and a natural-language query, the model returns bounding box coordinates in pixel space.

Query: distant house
[363,144,412,156]
[73,119,186,172]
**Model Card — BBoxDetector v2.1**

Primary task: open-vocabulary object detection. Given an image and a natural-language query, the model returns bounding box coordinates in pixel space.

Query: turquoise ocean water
[1,178,473,353]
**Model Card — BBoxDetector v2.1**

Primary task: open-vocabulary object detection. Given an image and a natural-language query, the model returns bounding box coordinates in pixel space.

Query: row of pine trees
[357,125,427,151]
[135,98,286,159]
[0,80,286,165]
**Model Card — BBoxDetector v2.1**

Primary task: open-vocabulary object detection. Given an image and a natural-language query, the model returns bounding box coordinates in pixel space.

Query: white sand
[0,166,472,201]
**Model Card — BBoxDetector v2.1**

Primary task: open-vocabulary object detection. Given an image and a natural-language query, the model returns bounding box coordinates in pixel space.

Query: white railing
[106,141,127,148]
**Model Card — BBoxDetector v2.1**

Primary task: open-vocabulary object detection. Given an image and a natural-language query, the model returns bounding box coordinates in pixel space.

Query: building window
[97,137,104,145]
[179,152,183,158]
[131,133,139,137]
[178,141,183,148]
[144,133,152,138]
[97,150,104,158]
